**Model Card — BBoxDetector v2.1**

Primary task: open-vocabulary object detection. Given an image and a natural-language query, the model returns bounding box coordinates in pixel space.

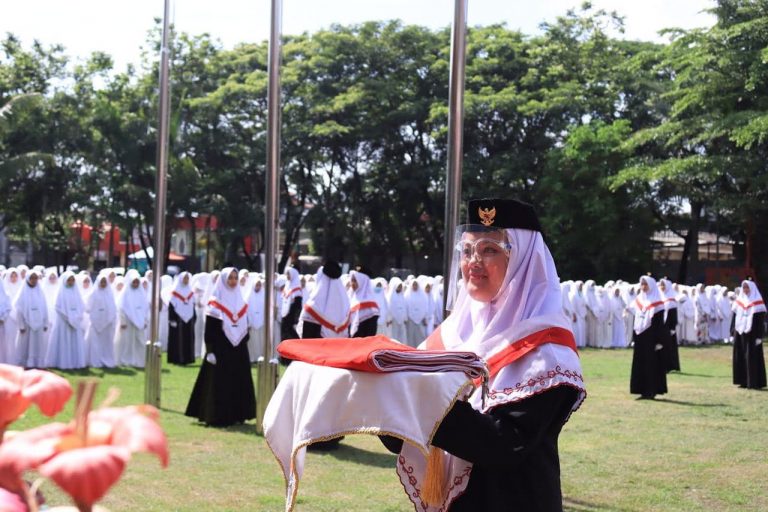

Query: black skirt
[630,311,668,397]
[167,304,196,365]
[185,317,256,426]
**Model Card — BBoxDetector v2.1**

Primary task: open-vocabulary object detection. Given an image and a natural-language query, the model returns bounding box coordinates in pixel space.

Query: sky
[3,0,716,71]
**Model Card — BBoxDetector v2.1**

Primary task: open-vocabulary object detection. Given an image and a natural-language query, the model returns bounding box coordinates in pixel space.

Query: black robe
[381,386,580,512]
[167,303,196,365]
[630,311,667,398]
[351,315,378,338]
[280,296,302,341]
[733,311,766,389]
[185,317,256,426]
[662,308,681,372]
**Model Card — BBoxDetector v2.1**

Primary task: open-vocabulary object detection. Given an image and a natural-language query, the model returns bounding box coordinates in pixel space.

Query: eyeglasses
[454,238,511,261]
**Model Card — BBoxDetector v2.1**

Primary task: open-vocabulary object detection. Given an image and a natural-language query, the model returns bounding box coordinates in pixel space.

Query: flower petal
[0,380,27,430]
[109,414,169,467]
[20,370,72,418]
[0,423,71,493]
[0,487,26,512]
[38,446,130,506]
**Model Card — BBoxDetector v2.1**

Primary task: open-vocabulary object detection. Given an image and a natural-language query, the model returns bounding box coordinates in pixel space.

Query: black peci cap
[322,260,342,279]
[467,198,543,234]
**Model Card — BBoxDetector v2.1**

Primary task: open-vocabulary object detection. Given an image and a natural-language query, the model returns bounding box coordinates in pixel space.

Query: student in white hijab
[299,262,349,340]
[693,284,711,344]
[114,269,149,368]
[732,279,766,389]
[403,278,428,347]
[167,271,196,365]
[0,276,14,364]
[677,287,697,345]
[658,278,681,372]
[371,277,389,336]
[386,277,408,344]
[246,275,267,362]
[348,267,380,337]
[630,275,667,399]
[4,267,22,301]
[45,270,87,369]
[281,267,303,342]
[185,267,256,426]
[609,286,628,348]
[86,270,117,368]
[595,286,612,348]
[14,270,49,368]
[192,272,209,359]
[568,281,587,348]
[382,198,585,511]
[582,280,602,347]
[716,286,733,342]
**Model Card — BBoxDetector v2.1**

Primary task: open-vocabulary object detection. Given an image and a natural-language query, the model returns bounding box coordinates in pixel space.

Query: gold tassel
[421,446,446,506]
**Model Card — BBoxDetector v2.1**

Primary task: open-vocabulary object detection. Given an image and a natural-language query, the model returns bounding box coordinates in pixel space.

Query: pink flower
[0,486,26,512]
[0,403,168,510]
[0,364,72,434]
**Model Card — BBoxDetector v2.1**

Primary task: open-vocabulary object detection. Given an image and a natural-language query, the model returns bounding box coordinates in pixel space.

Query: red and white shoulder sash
[208,300,248,323]
[302,304,350,334]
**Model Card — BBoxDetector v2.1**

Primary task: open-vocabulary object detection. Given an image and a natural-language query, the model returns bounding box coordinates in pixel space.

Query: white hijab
[404,280,429,324]
[633,276,664,335]
[348,270,379,335]
[0,274,12,321]
[735,280,766,334]
[4,268,22,302]
[14,271,48,330]
[169,271,195,323]
[118,269,149,329]
[246,278,265,331]
[386,277,407,324]
[87,271,117,332]
[205,267,248,346]
[54,271,85,328]
[299,266,350,338]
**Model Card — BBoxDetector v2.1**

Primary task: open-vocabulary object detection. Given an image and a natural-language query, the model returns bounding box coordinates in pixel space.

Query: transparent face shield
[445,224,511,312]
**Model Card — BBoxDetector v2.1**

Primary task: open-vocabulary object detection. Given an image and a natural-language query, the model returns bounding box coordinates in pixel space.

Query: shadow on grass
[54,366,138,377]
[326,442,397,468]
[672,371,716,378]
[653,397,728,407]
[564,496,633,511]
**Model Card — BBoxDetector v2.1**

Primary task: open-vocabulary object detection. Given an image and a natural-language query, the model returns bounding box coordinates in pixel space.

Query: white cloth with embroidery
[263,360,473,512]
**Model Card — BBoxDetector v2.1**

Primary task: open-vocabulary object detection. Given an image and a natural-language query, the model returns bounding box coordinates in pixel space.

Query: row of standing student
[627,276,765,400]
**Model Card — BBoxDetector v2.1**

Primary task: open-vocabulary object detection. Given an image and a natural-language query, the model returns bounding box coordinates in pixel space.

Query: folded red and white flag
[276,334,487,381]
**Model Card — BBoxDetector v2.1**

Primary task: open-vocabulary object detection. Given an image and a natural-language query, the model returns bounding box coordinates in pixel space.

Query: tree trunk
[676,201,702,284]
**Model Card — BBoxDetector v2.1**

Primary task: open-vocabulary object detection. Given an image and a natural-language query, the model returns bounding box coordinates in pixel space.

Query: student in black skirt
[733,279,766,389]
[185,267,255,427]
[167,271,196,365]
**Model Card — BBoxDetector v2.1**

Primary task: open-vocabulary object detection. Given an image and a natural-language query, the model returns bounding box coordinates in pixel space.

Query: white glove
[205,353,217,365]
[756,339,763,346]
[655,344,663,351]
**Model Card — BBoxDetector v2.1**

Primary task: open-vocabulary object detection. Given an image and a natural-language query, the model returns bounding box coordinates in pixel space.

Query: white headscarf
[14,271,48,330]
[118,269,149,330]
[169,271,195,323]
[4,268,22,302]
[583,280,603,317]
[55,271,85,329]
[283,267,302,302]
[0,274,12,322]
[299,266,350,338]
[87,271,117,333]
[568,281,587,318]
[633,276,664,335]
[404,279,429,324]
[246,277,265,331]
[205,267,248,346]
[41,270,60,307]
[735,280,766,334]
[348,269,380,335]
[386,277,407,324]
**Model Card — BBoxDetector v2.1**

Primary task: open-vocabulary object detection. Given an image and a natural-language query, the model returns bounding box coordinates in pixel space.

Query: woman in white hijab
[348,268,380,337]
[371,277,389,336]
[693,283,711,345]
[246,275,267,362]
[185,267,256,426]
[14,270,49,368]
[382,198,585,511]
[403,278,428,347]
[568,281,587,348]
[386,277,408,344]
[192,272,209,359]
[281,267,303,342]
[658,278,681,372]
[716,286,734,342]
[4,267,22,301]
[609,286,628,348]
[732,279,766,389]
[583,280,603,347]
[0,276,14,364]
[299,262,349,340]
[630,275,667,399]
[167,271,196,365]
[114,269,149,368]
[45,270,87,369]
[86,270,117,368]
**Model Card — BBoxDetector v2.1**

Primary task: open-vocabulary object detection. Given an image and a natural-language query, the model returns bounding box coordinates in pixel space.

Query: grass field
[11,345,768,511]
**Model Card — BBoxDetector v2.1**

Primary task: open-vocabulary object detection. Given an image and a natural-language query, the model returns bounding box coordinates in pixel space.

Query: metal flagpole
[145,0,172,407]
[256,0,282,435]
[443,0,468,314]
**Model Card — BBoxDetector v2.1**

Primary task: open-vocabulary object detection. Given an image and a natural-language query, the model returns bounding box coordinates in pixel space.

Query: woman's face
[254,281,262,293]
[640,279,649,293]
[66,276,76,287]
[743,283,751,296]
[131,279,140,289]
[10,272,18,284]
[83,279,91,289]
[27,274,38,288]
[183,274,190,285]
[99,277,108,289]
[350,276,358,291]
[227,271,238,289]
[459,230,509,303]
